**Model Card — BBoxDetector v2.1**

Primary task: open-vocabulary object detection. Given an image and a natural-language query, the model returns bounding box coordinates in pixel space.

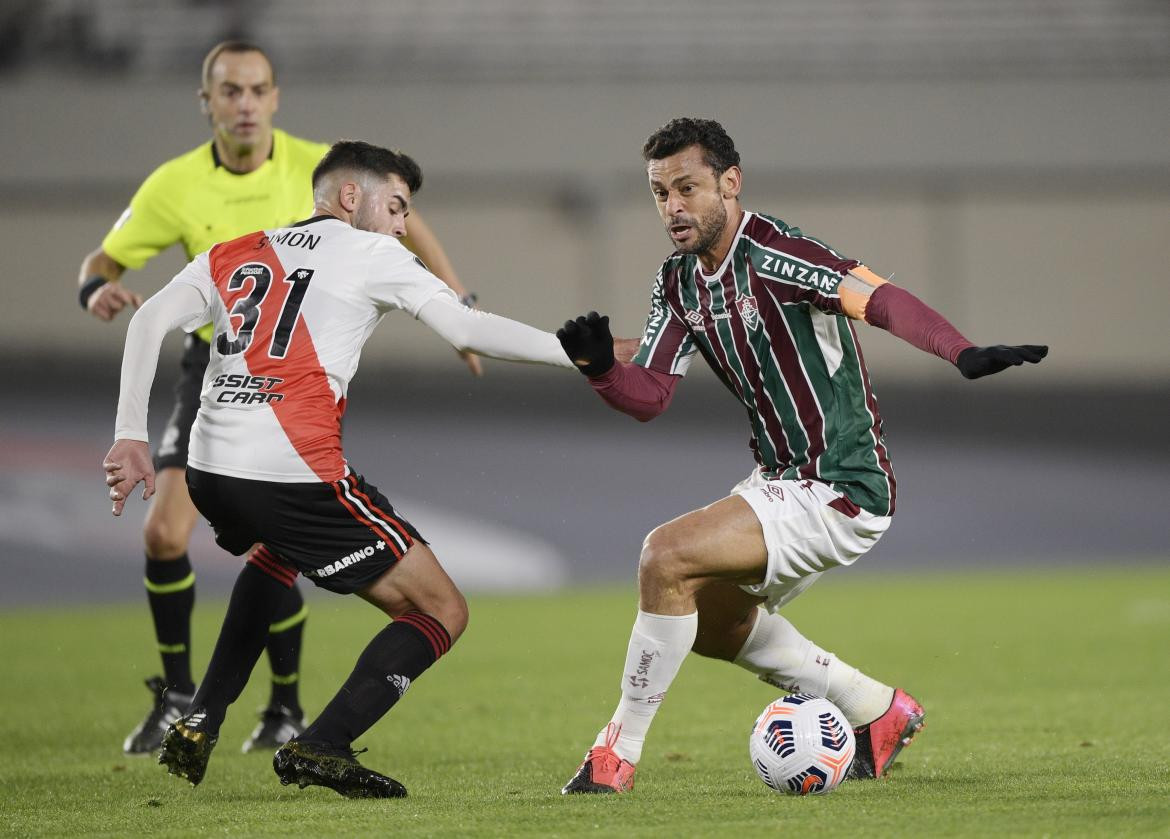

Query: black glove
[556,311,615,377]
[955,345,1048,380]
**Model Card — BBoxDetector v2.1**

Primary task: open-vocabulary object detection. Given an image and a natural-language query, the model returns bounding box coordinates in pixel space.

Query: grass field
[2,567,1168,837]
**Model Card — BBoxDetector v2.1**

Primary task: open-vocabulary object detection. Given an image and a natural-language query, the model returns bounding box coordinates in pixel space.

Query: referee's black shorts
[153,334,210,472]
[186,467,426,595]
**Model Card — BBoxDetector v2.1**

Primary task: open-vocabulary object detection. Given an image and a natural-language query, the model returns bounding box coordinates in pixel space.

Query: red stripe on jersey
[330,480,404,558]
[208,233,346,482]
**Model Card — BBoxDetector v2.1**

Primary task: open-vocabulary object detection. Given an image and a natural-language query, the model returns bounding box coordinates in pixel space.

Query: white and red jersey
[170,215,455,483]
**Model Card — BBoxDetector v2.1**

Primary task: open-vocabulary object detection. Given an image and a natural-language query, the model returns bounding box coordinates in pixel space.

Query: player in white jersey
[102,141,575,798]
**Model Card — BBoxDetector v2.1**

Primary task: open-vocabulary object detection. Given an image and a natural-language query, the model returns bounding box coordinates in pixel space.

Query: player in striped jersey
[560,118,1047,793]
[103,140,576,797]
[75,41,477,757]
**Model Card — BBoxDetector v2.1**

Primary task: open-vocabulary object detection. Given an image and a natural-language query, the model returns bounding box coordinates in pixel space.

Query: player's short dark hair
[201,41,275,92]
[642,117,741,175]
[312,140,423,195]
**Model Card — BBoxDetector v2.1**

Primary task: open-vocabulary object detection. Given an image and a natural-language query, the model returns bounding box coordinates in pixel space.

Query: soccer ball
[748,693,855,795]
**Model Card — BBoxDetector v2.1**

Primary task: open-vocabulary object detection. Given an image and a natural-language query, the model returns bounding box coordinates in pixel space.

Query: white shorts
[733,471,892,612]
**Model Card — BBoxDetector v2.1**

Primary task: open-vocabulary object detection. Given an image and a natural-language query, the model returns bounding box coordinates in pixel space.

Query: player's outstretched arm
[557,312,679,421]
[841,266,1048,379]
[77,247,144,322]
[403,212,482,377]
[416,293,575,368]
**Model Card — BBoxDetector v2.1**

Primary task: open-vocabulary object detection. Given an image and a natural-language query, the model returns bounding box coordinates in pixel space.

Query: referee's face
[203,51,279,154]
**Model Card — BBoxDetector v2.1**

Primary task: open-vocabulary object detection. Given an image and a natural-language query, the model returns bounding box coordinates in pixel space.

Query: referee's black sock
[265,584,307,715]
[300,612,452,747]
[191,563,290,733]
[144,554,196,695]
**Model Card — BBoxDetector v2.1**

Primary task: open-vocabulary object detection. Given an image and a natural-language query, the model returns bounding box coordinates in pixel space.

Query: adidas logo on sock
[386,674,411,697]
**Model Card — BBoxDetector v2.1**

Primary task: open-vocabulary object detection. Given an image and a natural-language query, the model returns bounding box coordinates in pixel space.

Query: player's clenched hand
[103,440,155,516]
[88,282,144,322]
[955,344,1048,379]
[557,311,615,377]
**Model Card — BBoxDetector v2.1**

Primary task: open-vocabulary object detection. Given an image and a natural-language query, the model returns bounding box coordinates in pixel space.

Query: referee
[75,41,478,756]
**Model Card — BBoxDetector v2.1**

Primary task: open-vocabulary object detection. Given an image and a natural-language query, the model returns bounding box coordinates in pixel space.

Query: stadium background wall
[1,75,1168,383]
[0,27,1166,604]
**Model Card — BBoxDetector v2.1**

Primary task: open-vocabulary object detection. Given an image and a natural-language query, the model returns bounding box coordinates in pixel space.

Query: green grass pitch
[2,567,1168,837]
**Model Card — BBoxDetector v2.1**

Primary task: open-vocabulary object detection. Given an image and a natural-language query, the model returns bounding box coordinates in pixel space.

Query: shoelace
[587,723,625,772]
[602,722,621,752]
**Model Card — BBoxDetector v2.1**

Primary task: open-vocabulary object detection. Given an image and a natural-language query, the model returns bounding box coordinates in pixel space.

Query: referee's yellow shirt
[102,129,330,341]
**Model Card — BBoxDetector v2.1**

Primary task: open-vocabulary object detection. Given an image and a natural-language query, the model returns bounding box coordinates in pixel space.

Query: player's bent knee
[638,527,696,589]
[142,518,189,559]
[435,589,469,644]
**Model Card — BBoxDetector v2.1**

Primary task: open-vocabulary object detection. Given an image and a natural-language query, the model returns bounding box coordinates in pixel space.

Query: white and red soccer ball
[748,693,855,795]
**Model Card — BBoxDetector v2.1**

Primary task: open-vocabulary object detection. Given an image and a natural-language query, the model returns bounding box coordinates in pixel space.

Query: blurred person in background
[74,40,479,757]
[558,117,1047,793]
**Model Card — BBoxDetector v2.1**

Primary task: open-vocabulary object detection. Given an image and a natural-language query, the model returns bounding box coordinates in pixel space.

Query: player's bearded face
[667,200,728,256]
[648,147,732,258]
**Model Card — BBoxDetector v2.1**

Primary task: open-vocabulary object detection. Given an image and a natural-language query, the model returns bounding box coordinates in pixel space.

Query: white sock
[733,608,894,727]
[593,609,698,765]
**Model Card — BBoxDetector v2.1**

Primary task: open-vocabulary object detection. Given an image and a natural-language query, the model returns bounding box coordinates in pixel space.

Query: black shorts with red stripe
[186,467,426,595]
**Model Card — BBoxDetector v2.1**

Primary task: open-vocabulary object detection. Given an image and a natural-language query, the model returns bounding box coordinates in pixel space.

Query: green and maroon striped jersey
[632,211,896,516]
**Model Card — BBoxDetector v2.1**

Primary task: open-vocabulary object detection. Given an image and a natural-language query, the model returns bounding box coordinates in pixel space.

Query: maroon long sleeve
[863,283,975,364]
[587,361,680,422]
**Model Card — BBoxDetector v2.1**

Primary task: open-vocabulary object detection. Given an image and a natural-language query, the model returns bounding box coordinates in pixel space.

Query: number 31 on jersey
[217,263,314,359]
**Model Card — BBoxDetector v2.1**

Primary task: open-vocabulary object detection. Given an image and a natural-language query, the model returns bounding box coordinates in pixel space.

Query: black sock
[145,554,196,694]
[192,563,291,733]
[265,584,307,714]
[300,612,452,747]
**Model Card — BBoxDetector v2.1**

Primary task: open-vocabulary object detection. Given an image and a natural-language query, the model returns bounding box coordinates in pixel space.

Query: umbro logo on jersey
[737,295,760,330]
[684,309,705,328]
[760,483,786,503]
[308,541,387,579]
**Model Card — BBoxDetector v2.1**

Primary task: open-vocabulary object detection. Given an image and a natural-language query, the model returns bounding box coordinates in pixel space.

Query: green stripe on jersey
[728,250,803,469]
[776,304,839,476]
[824,324,894,515]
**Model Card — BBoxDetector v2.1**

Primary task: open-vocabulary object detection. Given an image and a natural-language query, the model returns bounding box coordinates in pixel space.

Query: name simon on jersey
[254,229,321,251]
[211,373,285,404]
[757,254,841,293]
